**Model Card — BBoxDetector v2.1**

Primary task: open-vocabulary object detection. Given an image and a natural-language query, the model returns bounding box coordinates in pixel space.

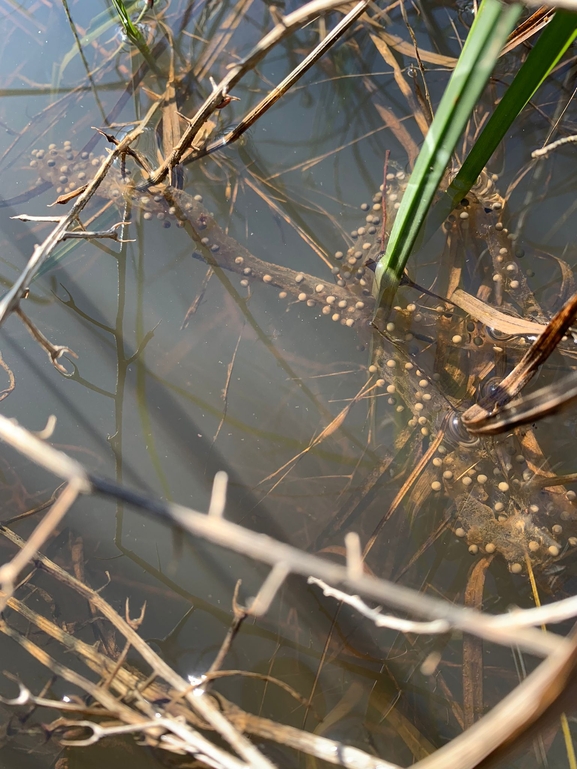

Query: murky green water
[0,1,577,767]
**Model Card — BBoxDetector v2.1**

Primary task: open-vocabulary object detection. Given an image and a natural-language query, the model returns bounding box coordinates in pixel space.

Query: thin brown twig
[205,580,248,678]
[213,329,244,445]
[204,1,371,156]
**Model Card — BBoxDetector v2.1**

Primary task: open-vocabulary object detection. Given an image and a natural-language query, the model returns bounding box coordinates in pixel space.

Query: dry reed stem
[1,418,577,767]
[0,528,401,769]
[206,1,371,154]
[412,626,577,769]
[0,412,568,656]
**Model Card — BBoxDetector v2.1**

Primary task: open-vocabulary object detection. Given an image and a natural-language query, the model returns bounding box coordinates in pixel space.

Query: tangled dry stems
[0,413,574,768]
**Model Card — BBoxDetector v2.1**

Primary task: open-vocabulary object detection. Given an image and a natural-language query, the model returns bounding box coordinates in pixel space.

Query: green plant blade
[111,0,147,47]
[56,0,143,85]
[437,9,577,215]
[372,0,522,318]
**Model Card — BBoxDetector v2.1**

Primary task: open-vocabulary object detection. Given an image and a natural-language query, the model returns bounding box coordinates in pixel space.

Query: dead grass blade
[363,417,447,558]
[257,380,377,492]
[399,0,433,123]
[212,328,244,445]
[243,175,331,266]
[148,0,369,186]
[394,511,453,580]
[181,267,213,329]
[450,288,548,336]
[371,99,420,167]
[193,0,256,81]
[369,30,457,67]
[370,34,430,138]
[463,558,492,729]
[501,6,554,56]
[312,427,416,552]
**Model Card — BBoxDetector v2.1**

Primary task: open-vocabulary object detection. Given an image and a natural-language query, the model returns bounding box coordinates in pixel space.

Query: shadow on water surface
[0,0,577,767]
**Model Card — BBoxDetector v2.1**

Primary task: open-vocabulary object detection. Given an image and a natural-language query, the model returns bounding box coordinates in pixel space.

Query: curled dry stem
[14,306,77,374]
[463,289,577,434]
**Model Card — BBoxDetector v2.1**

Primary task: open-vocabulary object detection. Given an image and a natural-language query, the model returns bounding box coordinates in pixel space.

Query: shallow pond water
[1,1,577,768]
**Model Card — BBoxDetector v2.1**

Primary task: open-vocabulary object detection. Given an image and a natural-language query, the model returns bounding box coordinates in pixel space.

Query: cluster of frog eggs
[260,171,401,314]
[191,243,370,328]
[30,142,101,192]
[453,185,537,295]
[329,169,531,298]
[367,358,438,437]
[488,230,535,298]
[29,142,205,230]
[259,171,407,327]
[239,264,371,326]
[426,440,577,571]
[332,171,406,289]
[360,336,577,571]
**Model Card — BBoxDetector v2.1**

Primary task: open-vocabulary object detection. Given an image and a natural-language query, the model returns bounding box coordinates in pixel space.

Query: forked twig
[0,102,160,327]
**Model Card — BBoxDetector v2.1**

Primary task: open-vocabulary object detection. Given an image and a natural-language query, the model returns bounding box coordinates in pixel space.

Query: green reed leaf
[110,0,146,45]
[437,9,577,215]
[372,0,522,320]
[56,0,142,85]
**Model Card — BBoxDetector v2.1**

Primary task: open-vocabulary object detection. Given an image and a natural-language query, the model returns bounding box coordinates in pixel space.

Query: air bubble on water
[114,20,155,51]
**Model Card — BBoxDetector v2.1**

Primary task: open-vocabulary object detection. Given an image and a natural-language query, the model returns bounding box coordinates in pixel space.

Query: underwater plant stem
[371,0,522,318]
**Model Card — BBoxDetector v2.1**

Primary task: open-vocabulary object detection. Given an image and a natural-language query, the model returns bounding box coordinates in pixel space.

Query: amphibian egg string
[28,145,577,570]
[25,147,532,376]
[31,145,542,355]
